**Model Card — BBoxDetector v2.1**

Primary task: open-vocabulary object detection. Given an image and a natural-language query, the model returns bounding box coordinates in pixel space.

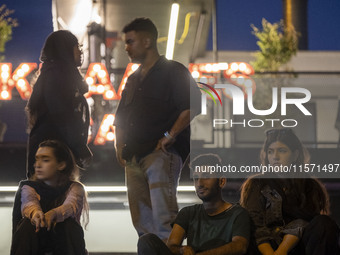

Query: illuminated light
[165,3,180,60]
[199,65,206,72]
[218,62,228,70]
[22,64,30,72]
[68,0,92,36]
[0,185,195,193]
[1,90,10,100]
[212,63,219,72]
[0,61,256,106]
[0,63,36,100]
[8,79,14,86]
[106,114,115,123]
[1,64,10,72]
[1,72,9,80]
[17,69,25,77]
[90,85,97,92]
[85,63,117,99]
[97,84,105,93]
[17,79,26,88]
[231,74,237,79]
[205,64,212,72]
[86,186,127,192]
[93,64,101,72]
[117,63,139,98]
[100,125,109,132]
[106,132,115,141]
[191,71,200,78]
[187,64,195,73]
[94,114,116,145]
[86,77,94,85]
[103,118,112,127]
[98,70,106,78]
[239,63,247,72]
[24,91,31,98]
[97,137,104,144]
[105,90,114,99]
[131,64,139,71]
[231,63,239,71]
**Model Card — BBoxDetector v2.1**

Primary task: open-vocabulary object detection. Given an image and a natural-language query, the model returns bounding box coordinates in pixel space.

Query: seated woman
[240,128,340,255]
[11,140,89,255]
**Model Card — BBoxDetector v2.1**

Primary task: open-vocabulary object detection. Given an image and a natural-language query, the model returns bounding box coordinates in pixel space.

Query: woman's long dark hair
[40,30,78,63]
[241,128,329,215]
[26,30,88,129]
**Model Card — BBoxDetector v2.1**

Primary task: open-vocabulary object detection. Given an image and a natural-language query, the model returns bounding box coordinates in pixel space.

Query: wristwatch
[164,131,175,140]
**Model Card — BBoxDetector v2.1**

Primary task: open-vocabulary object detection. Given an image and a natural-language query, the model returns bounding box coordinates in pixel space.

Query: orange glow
[1,61,256,144]
[189,63,221,74]
[84,63,118,100]
[94,114,116,145]
[189,62,255,100]
[223,62,254,77]
[0,63,37,100]
[117,63,139,98]
[222,62,255,98]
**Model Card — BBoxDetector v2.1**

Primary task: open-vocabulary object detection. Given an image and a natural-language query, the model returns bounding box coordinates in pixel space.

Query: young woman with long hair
[26,30,92,178]
[240,128,339,255]
[11,140,89,255]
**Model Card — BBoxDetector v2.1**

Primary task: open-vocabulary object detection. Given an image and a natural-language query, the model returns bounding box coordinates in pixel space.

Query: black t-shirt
[174,204,251,252]
[114,56,201,160]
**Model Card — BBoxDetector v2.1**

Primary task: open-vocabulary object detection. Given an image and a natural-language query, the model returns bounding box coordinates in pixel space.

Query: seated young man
[138,153,251,255]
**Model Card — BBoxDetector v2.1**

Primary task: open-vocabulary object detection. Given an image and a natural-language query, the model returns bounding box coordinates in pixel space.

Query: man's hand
[31,210,45,232]
[115,144,126,167]
[44,210,57,231]
[156,135,175,153]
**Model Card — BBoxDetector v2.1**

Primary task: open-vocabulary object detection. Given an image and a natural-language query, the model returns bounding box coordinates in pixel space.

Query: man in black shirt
[114,17,200,240]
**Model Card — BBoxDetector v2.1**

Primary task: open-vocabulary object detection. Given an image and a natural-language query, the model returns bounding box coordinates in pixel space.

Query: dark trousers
[138,233,173,255]
[296,215,340,255]
[11,217,87,255]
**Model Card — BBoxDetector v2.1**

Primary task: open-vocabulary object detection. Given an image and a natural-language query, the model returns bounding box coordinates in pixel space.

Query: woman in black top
[241,128,339,255]
[26,30,92,177]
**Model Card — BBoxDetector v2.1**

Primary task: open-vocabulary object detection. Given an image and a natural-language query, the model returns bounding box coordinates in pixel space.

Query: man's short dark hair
[190,153,222,169]
[122,17,158,41]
